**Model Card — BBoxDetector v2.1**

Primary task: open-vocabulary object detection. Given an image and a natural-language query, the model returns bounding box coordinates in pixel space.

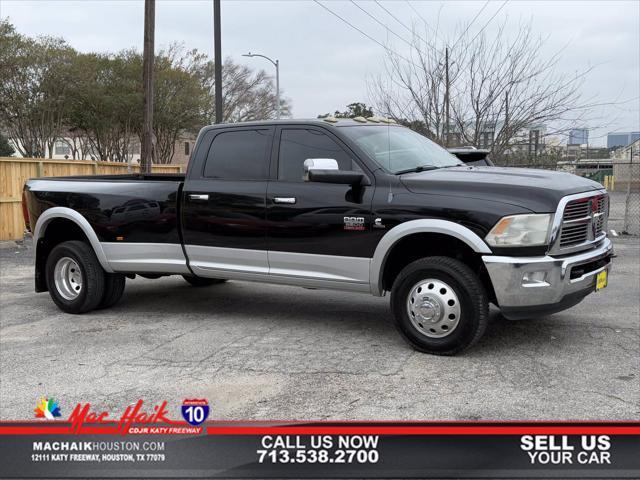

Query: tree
[0,132,15,156]
[319,102,374,119]
[0,21,291,163]
[369,19,599,162]
[217,57,290,122]
[0,20,75,158]
[150,47,210,163]
[66,51,142,162]
[67,47,210,164]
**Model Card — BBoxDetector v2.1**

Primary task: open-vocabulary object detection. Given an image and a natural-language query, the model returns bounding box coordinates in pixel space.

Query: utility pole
[504,90,509,165]
[444,46,450,147]
[141,0,155,173]
[214,0,223,124]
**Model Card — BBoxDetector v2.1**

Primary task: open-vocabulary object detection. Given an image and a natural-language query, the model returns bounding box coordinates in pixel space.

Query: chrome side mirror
[303,158,339,181]
[303,158,368,186]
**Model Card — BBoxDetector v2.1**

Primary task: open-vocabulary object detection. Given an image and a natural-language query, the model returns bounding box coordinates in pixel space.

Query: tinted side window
[204,129,270,180]
[278,129,357,182]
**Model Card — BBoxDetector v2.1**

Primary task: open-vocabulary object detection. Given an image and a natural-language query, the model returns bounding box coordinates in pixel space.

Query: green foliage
[0,20,290,164]
[0,133,15,156]
[65,47,212,163]
[67,51,143,161]
[0,19,75,158]
[395,119,437,141]
[319,102,374,119]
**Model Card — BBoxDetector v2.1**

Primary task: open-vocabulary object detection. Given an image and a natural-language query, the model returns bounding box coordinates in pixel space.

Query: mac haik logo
[68,399,173,434]
[34,397,62,419]
[181,399,209,426]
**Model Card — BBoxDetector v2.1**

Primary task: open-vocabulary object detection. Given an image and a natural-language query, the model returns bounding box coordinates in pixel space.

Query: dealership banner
[1,400,639,478]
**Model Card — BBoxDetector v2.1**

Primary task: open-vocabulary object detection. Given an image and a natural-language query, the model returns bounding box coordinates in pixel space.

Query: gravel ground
[0,233,638,421]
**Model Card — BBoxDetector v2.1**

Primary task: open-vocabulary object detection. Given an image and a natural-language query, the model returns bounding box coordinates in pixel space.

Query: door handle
[273,197,296,204]
[188,194,209,201]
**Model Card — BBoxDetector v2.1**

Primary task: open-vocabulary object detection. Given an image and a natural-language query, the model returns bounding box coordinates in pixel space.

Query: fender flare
[369,219,491,296]
[33,207,114,273]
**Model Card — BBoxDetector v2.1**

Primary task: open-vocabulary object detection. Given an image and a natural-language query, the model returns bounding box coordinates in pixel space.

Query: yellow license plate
[596,270,608,291]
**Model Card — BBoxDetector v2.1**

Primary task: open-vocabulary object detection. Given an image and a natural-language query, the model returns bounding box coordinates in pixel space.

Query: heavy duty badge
[343,216,366,231]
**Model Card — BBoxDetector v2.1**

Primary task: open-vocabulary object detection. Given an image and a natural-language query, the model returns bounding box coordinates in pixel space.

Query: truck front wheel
[45,240,106,314]
[390,256,489,355]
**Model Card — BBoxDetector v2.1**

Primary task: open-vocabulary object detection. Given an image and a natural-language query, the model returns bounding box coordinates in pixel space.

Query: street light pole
[275,59,280,120]
[242,52,280,119]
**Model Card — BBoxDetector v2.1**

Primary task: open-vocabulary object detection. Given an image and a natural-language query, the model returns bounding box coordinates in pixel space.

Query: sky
[1,0,638,146]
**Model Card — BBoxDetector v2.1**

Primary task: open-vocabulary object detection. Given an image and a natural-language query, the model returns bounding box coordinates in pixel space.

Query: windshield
[340,125,463,173]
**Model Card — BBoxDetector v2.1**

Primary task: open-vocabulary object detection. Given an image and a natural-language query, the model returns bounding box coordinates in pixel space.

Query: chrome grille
[563,200,591,221]
[556,193,608,251]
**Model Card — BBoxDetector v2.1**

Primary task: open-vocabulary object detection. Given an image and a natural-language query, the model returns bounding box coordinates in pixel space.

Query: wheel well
[35,218,91,292]
[380,232,497,304]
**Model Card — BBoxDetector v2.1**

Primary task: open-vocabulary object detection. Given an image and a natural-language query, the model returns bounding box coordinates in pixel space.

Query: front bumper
[482,237,613,320]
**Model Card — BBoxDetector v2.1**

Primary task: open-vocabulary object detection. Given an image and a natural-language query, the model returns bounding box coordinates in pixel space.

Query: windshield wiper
[394,165,440,175]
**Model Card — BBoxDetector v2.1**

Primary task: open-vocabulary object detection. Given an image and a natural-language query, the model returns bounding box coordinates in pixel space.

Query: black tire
[390,256,489,355]
[45,240,106,314]
[182,275,227,287]
[97,273,126,310]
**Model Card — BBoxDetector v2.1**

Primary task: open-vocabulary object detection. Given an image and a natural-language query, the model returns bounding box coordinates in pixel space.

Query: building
[611,138,640,195]
[557,158,613,176]
[607,131,640,149]
[168,133,197,166]
[564,144,610,162]
[446,120,546,156]
[568,128,589,146]
[9,132,196,165]
[506,124,546,156]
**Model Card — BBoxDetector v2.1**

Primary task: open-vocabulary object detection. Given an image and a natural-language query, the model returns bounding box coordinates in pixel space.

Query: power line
[467,0,509,47]
[373,0,437,53]
[313,0,420,68]
[350,0,414,49]
[404,0,437,37]
[450,0,490,51]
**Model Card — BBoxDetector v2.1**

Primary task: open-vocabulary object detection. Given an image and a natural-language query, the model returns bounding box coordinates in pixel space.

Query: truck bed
[35,173,186,182]
[24,175,185,245]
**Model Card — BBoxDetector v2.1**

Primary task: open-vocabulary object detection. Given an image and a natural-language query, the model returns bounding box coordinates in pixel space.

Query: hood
[400,166,604,212]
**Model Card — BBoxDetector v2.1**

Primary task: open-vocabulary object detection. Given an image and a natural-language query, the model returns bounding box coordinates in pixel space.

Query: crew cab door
[182,126,273,277]
[266,126,376,287]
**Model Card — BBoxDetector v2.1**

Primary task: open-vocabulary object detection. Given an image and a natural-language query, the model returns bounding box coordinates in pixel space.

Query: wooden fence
[0,157,183,241]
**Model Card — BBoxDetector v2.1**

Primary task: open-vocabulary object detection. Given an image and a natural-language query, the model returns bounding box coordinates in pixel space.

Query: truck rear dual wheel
[46,240,126,314]
[97,273,126,310]
[390,256,489,355]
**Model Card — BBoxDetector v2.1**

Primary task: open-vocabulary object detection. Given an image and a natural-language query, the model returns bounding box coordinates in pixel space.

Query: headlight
[485,214,552,247]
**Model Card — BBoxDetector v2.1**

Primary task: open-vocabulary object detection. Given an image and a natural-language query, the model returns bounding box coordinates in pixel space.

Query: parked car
[448,147,494,166]
[23,118,612,355]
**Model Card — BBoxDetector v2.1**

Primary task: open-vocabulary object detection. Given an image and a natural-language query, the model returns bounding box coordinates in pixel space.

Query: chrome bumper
[482,237,613,317]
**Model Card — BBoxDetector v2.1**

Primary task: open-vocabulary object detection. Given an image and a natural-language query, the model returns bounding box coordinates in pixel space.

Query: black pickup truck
[23,118,613,355]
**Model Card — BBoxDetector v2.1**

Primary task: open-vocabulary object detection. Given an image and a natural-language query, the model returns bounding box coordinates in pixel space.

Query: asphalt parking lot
[1,232,638,422]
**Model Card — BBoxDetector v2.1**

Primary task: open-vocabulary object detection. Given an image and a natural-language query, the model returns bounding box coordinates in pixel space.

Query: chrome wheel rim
[406,278,461,338]
[54,257,83,301]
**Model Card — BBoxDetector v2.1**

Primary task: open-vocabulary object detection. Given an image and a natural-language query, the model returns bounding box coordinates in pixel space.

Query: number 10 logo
[181,399,210,426]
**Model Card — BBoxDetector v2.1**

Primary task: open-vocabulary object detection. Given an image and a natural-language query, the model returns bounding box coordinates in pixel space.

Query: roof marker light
[323,116,339,123]
[352,116,367,123]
